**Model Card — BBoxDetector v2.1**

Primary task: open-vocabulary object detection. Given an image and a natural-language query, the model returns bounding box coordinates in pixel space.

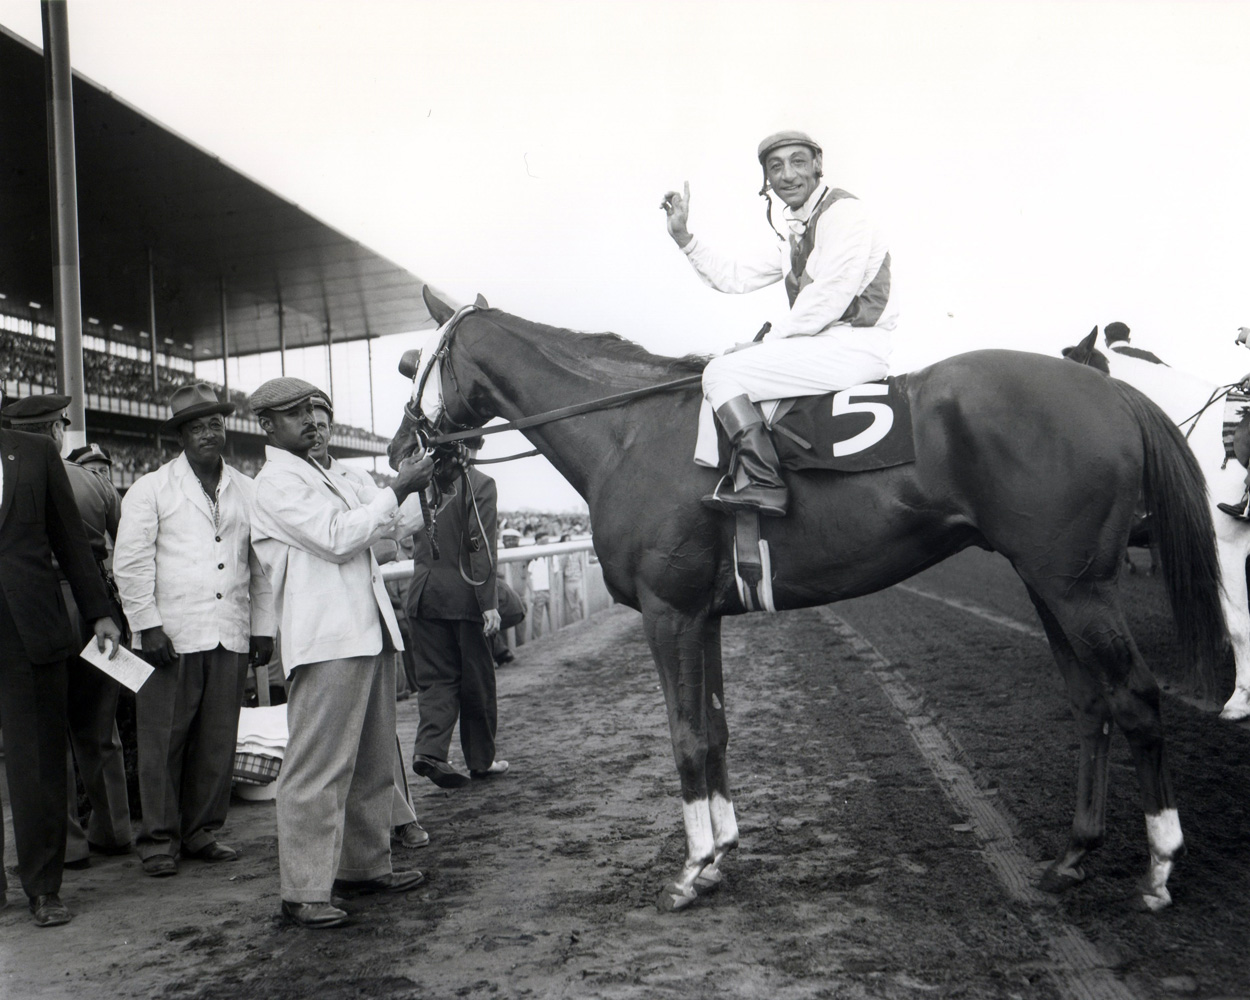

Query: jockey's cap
[757,130,822,165]
[1104,322,1130,345]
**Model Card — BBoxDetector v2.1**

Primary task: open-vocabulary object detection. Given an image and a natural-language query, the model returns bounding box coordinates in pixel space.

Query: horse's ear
[474,293,489,308]
[422,286,456,326]
[1065,327,1098,365]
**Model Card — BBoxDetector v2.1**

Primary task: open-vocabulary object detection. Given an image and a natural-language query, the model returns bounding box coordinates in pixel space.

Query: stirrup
[701,475,788,517]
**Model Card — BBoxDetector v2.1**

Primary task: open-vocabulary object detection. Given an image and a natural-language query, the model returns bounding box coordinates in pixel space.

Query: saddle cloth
[715,376,916,473]
[1223,389,1250,467]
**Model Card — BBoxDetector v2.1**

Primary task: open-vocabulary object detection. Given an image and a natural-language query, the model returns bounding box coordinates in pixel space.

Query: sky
[3,0,1250,511]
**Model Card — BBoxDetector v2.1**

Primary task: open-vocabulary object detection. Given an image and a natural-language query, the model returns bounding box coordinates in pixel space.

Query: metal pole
[219,276,230,395]
[366,332,376,433]
[326,323,334,401]
[148,247,160,394]
[277,291,286,375]
[42,0,86,452]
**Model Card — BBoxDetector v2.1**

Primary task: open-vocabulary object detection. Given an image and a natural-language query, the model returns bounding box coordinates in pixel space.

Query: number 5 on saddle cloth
[723,377,916,612]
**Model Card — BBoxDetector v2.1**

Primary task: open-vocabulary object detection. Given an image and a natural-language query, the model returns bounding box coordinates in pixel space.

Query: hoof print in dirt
[1037,864,1086,894]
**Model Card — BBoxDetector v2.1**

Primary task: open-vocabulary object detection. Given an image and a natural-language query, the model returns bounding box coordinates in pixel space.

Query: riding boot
[1218,489,1250,520]
[702,395,788,517]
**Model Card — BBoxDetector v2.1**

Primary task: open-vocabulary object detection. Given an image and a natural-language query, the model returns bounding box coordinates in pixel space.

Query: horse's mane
[485,309,709,388]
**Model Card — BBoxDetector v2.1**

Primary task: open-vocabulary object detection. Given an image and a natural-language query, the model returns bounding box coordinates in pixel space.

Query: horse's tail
[1111,379,1229,692]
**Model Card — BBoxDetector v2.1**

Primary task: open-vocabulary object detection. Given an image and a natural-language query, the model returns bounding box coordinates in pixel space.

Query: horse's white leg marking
[1140,809,1183,911]
[660,798,714,910]
[696,793,739,892]
[1216,533,1250,720]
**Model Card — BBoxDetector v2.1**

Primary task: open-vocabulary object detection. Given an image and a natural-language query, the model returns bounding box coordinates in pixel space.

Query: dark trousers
[0,597,69,897]
[410,617,497,772]
[61,580,132,856]
[136,645,246,859]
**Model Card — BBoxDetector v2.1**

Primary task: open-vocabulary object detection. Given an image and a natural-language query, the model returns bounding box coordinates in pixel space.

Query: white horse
[1067,329,1250,719]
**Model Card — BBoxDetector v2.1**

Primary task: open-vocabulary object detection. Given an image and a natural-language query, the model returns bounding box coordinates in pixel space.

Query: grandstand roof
[0,25,449,362]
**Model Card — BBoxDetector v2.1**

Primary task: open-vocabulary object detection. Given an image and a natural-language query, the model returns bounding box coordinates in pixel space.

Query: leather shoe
[63,856,91,870]
[470,759,509,779]
[332,870,425,896]
[183,842,238,863]
[413,754,470,788]
[392,822,430,849]
[29,894,72,927]
[142,855,178,877]
[281,900,349,928]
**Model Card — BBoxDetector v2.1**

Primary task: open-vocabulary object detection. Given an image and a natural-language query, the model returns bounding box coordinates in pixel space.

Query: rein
[426,375,704,447]
[415,304,703,458]
[1177,383,1239,440]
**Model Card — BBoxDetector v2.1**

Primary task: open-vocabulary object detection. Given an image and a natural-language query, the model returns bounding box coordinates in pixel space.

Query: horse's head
[396,286,496,482]
[1061,327,1110,375]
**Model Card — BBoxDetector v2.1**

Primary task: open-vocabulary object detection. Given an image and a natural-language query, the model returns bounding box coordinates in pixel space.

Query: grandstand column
[325,322,335,403]
[41,0,86,452]
[148,247,160,394]
[219,275,230,393]
[277,292,287,375]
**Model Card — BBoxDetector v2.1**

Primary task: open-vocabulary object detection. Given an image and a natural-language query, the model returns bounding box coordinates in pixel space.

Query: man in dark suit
[0,408,122,926]
[402,441,508,787]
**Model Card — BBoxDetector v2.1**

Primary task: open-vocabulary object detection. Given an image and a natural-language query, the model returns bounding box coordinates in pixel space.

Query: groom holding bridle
[661,130,897,517]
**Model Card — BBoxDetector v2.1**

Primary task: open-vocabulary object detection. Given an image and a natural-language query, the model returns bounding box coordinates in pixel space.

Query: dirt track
[3,548,1249,1000]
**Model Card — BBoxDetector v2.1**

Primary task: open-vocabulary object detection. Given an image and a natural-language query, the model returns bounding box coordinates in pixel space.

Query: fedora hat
[162,383,235,433]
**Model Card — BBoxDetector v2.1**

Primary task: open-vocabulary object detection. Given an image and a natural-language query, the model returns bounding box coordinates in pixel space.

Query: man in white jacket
[113,384,275,878]
[661,130,897,517]
[249,377,434,929]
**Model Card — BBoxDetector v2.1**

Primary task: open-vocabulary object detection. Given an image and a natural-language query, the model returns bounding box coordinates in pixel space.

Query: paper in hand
[79,639,154,693]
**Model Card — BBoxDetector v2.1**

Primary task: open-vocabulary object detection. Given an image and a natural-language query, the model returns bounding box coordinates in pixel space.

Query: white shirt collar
[781,184,830,236]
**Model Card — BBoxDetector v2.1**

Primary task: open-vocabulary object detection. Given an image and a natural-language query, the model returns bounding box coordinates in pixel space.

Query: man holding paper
[0,417,121,927]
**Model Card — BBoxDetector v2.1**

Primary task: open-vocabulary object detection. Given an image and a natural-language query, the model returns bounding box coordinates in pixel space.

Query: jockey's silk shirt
[681,184,898,339]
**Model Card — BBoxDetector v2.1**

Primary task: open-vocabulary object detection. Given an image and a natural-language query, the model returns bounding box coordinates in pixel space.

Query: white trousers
[695,326,893,466]
[276,654,396,902]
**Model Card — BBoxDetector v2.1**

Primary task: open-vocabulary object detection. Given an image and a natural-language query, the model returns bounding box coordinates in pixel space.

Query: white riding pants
[695,326,892,466]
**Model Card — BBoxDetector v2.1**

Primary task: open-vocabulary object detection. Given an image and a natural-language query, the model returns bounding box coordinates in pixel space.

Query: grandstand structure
[1,22,445,488]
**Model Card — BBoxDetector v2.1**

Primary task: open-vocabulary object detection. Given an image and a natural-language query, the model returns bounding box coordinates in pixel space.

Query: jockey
[1218,326,1250,520]
[661,130,896,517]
[1104,321,1168,366]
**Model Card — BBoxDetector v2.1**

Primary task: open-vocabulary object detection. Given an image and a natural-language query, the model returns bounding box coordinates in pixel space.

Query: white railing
[381,537,611,649]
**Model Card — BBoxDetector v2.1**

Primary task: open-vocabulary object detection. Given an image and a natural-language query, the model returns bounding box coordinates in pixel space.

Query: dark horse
[396,289,1227,913]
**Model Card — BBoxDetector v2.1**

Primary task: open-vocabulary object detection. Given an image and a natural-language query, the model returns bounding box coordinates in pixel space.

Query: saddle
[727,376,917,612]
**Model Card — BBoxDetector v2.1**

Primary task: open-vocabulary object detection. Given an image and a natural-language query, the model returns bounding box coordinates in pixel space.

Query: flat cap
[309,393,334,419]
[249,377,325,416]
[68,443,113,466]
[1,393,72,426]
[758,130,822,164]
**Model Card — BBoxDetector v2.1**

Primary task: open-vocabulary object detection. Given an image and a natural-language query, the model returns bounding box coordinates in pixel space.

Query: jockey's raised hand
[660,181,693,248]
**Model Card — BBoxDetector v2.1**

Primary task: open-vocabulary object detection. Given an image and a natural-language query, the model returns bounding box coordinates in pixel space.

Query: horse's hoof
[1219,693,1250,722]
[1038,864,1086,894]
[694,869,724,895]
[655,882,697,913]
[1133,889,1172,912]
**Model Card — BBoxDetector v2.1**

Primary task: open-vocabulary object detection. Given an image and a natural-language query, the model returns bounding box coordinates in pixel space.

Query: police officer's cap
[1,393,72,426]
[68,443,113,467]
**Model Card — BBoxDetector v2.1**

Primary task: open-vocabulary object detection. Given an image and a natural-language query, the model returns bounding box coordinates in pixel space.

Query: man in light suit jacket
[0,418,121,927]
[249,377,435,929]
